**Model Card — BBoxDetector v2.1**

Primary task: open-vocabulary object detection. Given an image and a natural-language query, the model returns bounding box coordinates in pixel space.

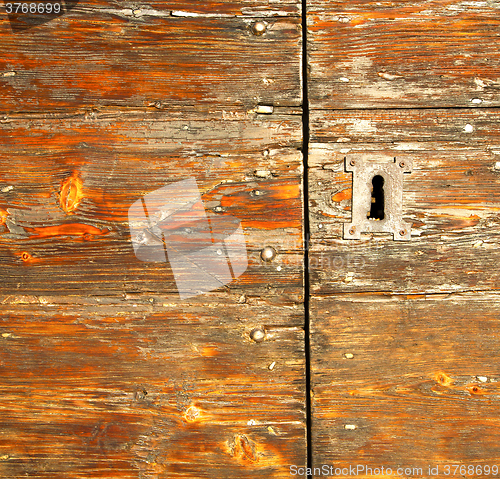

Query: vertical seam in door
[301,0,313,476]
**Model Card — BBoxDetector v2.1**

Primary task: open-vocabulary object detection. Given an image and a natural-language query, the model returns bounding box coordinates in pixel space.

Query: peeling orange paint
[270,184,300,200]
[229,434,259,463]
[0,208,8,225]
[331,188,352,202]
[467,384,487,396]
[201,346,219,357]
[183,405,203,423]
[434,371,454,387]
[21,252,32,262]
[59,173,84,213]
[25,224,109,239]
[18,251,43,264]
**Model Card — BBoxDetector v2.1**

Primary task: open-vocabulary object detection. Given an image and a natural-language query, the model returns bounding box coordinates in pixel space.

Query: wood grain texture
[0,111,304,297]
[0,299,305,478]
[308,108,500,295]
[307,1,500,474]
[310,292,500,474]
[0,1,306,475]
[73,0,302,16]
[0,6,301,111]
[307,0,500,109]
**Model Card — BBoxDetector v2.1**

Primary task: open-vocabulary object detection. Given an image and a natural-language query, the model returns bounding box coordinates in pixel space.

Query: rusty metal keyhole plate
[344,155,412,241]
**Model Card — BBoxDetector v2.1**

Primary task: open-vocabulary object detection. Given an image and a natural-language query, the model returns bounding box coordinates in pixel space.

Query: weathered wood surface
[311,293,500,474]
[0,4,301,111]
[0,112,304,297]
[308,108,500,295]
[308,1,500,473]
[0,298,305,478]
[76,0,302,16]
[307,0,500,109]
[0,1,306,477]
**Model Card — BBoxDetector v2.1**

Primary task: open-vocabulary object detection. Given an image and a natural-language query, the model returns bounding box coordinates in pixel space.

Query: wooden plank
[310,292,500,474]
[0,94,306,478]
[0,8,301,111]
[308,108,500,295]
[74,0,302,16]
[0,111,304,297]
[307,0,500,109]
[308,1,500,474]
[0,299,306,477]
[0,1,306,477]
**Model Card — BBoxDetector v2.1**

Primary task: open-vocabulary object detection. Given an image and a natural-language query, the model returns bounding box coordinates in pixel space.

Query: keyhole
[368,175,385,220]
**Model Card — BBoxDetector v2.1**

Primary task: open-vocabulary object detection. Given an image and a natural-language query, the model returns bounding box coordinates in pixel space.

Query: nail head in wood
[261,246,276,261]
[250,327,266,343]
[252,22,267,35]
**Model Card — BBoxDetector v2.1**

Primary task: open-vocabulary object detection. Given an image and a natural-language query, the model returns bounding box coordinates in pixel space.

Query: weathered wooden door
[0,2,306,477]
[308,0,500,476]
[2,0,500,478]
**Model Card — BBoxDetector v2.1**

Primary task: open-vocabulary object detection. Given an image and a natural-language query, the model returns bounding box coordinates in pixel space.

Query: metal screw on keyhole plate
[399,161,406,168]
[349,226,356,235]
[349,159,356,167]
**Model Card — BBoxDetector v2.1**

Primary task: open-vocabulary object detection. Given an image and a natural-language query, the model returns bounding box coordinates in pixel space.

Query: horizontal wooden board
[0,111,304,297]
[308,108,500,295]
[0,9,301,111]
[310,292,500,474]
[0,2,306,478]
[0,299,306,478]
[310,107,500,145]
[73,0,301,17]
[307,0,500,109]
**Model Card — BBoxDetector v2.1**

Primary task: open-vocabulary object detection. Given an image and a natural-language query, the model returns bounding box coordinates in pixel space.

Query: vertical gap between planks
[301,0,313,476]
